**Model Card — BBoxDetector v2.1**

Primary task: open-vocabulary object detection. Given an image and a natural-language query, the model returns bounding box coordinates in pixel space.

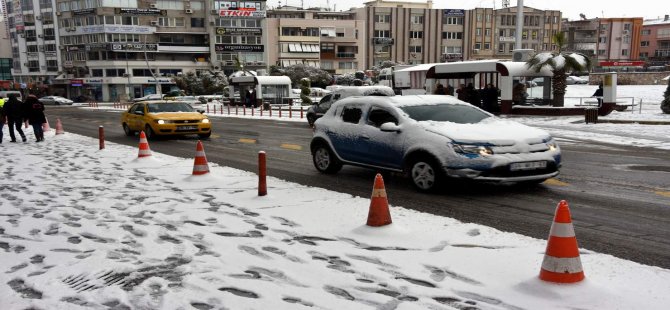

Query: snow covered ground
[1,107,670,309]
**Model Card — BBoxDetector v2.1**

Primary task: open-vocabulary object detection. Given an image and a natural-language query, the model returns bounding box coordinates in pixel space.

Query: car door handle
[361,135,370,140]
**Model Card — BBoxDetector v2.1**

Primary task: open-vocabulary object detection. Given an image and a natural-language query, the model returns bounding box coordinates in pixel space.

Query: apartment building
[1,11,14,88]
[485,6,561,59]
[640,15,670,67]
[4,0,60,95]
[562,18,600,58]
[266,6,366,75]
[211,0,267,75]
[595,17,643,67]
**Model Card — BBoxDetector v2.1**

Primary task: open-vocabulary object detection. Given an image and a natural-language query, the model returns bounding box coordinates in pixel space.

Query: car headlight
[452,143,494,157]
[156,120,165,124]
[201,119,210,123]
[546,139,559,151]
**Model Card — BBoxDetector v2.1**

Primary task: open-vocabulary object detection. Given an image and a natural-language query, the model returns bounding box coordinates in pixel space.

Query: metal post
[516,0,524,50]
[98,126,105,150]
[258,151,267,196]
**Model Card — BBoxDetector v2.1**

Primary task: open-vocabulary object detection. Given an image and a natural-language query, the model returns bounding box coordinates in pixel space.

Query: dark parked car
[310,95,561,192]
[305,86,395,126]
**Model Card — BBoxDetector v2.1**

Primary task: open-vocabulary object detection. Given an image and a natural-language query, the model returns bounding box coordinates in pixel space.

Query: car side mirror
[197,109,205,114]
[380,122,401,132]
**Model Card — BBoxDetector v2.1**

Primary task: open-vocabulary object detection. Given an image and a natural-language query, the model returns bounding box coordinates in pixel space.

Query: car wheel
[312,143,342,174]
[123,123,135,136]
[307,114,317,127]
[198,132,211,139]
[144,125,155,139]
[409,156,442,192]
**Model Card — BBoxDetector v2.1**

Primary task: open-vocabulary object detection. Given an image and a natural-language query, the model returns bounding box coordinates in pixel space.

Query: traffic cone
[539,200,585,283]
[366,173,392,227]
[55,118,64,135]
[137,131,152,158]
[43,118,51,132]
[192,140,210,175]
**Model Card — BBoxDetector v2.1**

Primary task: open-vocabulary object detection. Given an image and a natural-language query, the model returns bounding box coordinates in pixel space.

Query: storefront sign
[499,36,515,42]
[110,43,159,52]
[70,79,83,86]
[82,25,155,34]
[63,61,73,68]
[443,9,465,16]
[219,10,266,18]
[73,8,96,15]
[65,45,85,52]
[215,27,262,35]
[84,79,104,84]
[147,78,174,84]
[115,8,167,16]
[215,44,264,52]
[598,61,645,67]
[85,43,108,51]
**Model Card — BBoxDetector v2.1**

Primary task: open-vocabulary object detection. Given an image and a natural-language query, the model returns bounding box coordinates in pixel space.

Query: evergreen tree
[662,79,670,114]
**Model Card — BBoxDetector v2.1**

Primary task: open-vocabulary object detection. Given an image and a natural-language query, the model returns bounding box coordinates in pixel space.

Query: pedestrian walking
[24,95,46,142]
[3,94,27,142]
[0,96,5,144]
[456,84,468,101]
[592,82,604,105]
[446,84,455,96]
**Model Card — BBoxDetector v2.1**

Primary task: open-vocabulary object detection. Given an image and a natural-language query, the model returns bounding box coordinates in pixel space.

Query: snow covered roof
[230,75,292,85]
[425,60,553,79]
[395,63,441,73]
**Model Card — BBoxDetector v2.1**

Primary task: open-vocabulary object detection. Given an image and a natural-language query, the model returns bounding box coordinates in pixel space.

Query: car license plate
[177,125,198,131]
[510,161,547,171]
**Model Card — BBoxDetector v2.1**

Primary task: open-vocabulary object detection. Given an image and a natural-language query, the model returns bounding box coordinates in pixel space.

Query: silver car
[310,95,561,192]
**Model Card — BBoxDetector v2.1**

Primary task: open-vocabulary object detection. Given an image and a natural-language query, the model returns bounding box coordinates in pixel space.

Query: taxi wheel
[123,123,135,136]
[144,125,156,139]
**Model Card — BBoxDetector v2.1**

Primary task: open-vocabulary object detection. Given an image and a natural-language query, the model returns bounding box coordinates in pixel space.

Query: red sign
[599,61,645,67]
[219,10,266,17]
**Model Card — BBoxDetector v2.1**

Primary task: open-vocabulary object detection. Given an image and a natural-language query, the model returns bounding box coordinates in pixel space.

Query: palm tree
[526,32,592,107]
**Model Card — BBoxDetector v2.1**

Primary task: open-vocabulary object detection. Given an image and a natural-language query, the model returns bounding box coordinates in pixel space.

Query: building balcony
[336,52,356,58]
[372,37,394,45]
[158,45,209,53]
[279,36,320,42]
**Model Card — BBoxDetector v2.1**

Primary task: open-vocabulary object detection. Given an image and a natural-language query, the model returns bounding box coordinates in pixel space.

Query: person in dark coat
[24,95,46,142]
[0,96,5,144]
[434,83,446,95]
[446,84,455,96]
[466,83,481,107]
[482,84,499,113]
[3,94,27,142]
[456,84,467,101]
[592,83,604,105]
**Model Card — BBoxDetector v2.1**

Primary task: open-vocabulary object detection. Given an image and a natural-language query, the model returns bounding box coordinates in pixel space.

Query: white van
[305,85,395,126]
[0,91,23,102]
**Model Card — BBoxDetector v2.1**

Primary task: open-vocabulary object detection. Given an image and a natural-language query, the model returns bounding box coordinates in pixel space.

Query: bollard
[289,107,292,118]
[236,105,238,115]
[99,126,105,150]
[585,108,598,124]
[227,104,230,115]
[207,104,210,114]
[251,105,254,116]
[260,105,263,117]
[269,106,272,117]
[300,107,304,119]
[243,105,246,116]
[258,151,267,196]
[279,106,282,118]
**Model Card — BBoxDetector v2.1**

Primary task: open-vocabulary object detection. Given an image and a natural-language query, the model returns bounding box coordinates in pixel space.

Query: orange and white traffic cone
[192,140,210,175]
[55,118,64,135]
[539,200,585,283]
[43,118,51,132]
[137,131,152,158]
[366,173,392,227]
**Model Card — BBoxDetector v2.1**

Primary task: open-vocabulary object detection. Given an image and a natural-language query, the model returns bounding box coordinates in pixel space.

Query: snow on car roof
[388,95,472,107]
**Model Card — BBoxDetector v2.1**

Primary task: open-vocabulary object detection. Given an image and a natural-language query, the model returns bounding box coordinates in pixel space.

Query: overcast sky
[267,0,667,21]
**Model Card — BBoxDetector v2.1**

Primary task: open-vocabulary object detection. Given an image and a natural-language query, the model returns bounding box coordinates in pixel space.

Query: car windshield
[147,102,195,113]
[399,103,491,124]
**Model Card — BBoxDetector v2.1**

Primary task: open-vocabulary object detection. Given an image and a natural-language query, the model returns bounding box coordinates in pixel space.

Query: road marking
[655,191,670,198]
[210,134,221,139]
[543,178,569,186]
[280,143,302,151]
[238,138,257,144]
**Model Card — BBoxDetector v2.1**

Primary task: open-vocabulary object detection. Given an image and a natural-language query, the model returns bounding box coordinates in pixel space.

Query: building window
[599,37,607,43]
[598,49,606,56]
[442,32,463,40]
[641,41,649,47]
[498,44,504,53]
[639,52,648,59]
[622,49,629,56]
[484,43,491,50]
[375,14,390,23]
[476,28,481,35]
[409,45,422,53]
[191,18,205,28]
[641,29,651,35]
[409,31,423,39]
[338,62,357,70]
[623,23,631,30]
[444,17,463,25]
[321,43,335,52]
[486,14,491,22]
[374,30,390,38]
[476,13,482,21]
[623,36,630,44]
[474,43,481,50]
[485,28,491,36]
[522,31,528,40]
[411,15,424,24]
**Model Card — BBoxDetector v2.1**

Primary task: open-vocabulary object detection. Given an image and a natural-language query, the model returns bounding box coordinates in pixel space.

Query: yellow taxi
[121,100,212,139]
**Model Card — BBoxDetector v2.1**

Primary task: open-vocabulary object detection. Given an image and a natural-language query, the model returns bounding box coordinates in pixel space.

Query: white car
[566,76,588,85]
[39,96,74,105]
[133,94,165,102]
[311,95,561,192]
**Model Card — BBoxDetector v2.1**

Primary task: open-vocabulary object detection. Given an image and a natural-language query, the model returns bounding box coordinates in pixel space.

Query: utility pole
[515,0,523,50]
